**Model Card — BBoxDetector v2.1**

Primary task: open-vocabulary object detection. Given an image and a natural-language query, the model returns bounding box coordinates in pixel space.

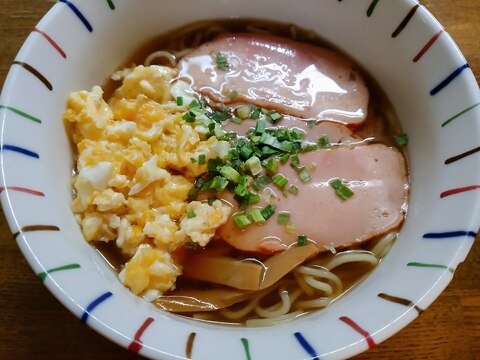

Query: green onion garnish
[220,166,240,183]
[248,208,265,224]
[290,154,300,167]
[207,196,217,205]
[297,167,311,183]
[198,154,206,165]
[210,176,229,190]
[272,174,288,188]
[245,156,262,176]
[190,157,197,164]
[187,210,197,219]
[279,153,290,163]
[260,204,276,220]
[330,178,354,200]
[287,184,299,195]
[176,96,183,106]
[229,90,238,100]
[277,211,291,225]
[236,105,251,119]
[246,192,260,205]
[215,52,230,71]
[266,157,279,173]
[189,99,201,109]
[252,175,272,190]
[297,235,308,246]
[255,119,266,134]
[394,134,409,145]
[318,135,331,148]
[301,143,319,152]
[268,111,283,123]
[182,111,196,122]
[251,108,261,119]
[233,214,252,228]
[231,116,242,124]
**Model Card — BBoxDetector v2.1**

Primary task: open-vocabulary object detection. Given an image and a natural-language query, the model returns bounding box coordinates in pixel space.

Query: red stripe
[33,28,67,58]
[440,185,480,198]
[339,316,376,349]
[413,29,444,62]
[128,317,155,353]
[0,186,45,197]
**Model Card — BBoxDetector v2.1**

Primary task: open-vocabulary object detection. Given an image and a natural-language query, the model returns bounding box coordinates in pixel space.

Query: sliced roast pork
[178,33,369,125]
[217,144,408,253]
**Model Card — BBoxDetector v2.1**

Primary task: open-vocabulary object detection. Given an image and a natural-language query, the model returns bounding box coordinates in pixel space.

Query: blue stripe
[81,291,113,323]
[1,144,39,159]
[294,332,320,360]
[59,0,93,32]
[423,231,476,239]
[430,63,470,95]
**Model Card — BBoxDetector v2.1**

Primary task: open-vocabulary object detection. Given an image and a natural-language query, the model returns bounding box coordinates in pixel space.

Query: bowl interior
[1,0,479,359]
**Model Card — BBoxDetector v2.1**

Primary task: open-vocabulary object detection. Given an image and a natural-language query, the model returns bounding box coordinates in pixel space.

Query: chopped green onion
[268,111,283,123]
[330,178,354,200]
[208,111,231,123]
[260,204,276,220]
[279,153,290,163]
[176,96,183,106]
[219,103,229,112]
[234,183,248,196]
[279,141,294,152]
[248,208,265,224]
[198,154,206,165]
[245,156,262,175]
[297,235,308,246]
[301,143,319,152]
[272,173,289,188]
[394,133,409,145]
[318,135,331,148]
[210,176,229,190]
[233,214,251,228]
[189,99,201,109]
[255,119,266,134]
[290,154,300,167]
[207,157,223,171]
[251,108,261,119]
[190,157,197,164]
[236,105,251,119]
[231,116,242,124]
[259,133,282,149]
[207,196,217,205]
[246,192,260,205]
[277,211,291,225]
[229,90,238,100]
[287,184,299,195]
[213,123,225,138]
[266,157,280,173]
[187,210,197,219]
[330,179,342,189]
[252,175,272,190]
[297,167,311,183]
[215,52,230,71]
[220,166,240,183]
[182,111,196,122]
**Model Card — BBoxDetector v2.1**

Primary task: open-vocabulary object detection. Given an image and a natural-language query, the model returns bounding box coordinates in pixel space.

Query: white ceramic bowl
[1,1,479,359]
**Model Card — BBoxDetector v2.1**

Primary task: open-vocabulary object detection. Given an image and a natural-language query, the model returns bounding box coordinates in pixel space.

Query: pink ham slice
[217,144,408,254]
[178,33,369,125]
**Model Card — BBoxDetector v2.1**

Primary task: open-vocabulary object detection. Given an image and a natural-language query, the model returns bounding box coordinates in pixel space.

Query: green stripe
[407,262,454,273]
[241,338,252,360]
[0,105,42,124]
[441,102,480,127]
[38,263,81,282]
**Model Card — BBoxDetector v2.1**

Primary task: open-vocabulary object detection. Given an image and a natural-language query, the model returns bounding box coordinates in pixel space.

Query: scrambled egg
[64,65,232,299]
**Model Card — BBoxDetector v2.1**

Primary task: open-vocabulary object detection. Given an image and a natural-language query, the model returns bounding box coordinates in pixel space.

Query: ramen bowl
[1,0,478,359]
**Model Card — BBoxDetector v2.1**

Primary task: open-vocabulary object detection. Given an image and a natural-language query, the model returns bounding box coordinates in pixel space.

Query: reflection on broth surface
[65,19,408,326]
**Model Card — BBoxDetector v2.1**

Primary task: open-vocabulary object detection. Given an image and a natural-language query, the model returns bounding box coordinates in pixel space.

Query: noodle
[144,50,177,67]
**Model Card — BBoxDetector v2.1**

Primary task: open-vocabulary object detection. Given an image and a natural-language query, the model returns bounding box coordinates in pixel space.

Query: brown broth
[95,18,407,326]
